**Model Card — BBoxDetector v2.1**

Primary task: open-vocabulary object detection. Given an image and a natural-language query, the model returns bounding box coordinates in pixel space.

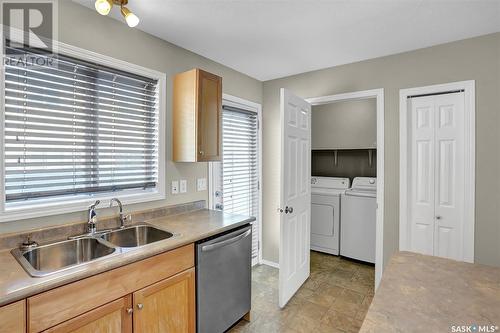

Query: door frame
[399,80,475,263]
[208,93,263,266]
[306,88,385,288]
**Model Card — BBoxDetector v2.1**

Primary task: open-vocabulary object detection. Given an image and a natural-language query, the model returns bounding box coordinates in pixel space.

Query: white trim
[306,88,385,289]
[0,29,5,219]
[0,39,167,222]
[261,259,280,269]
[207,163,216,209]
[209,94,263,265]
[399,80,475,263]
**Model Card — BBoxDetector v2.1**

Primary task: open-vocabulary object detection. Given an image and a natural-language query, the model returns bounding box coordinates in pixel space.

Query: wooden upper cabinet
[133,268,195,333]
[0,300,26,333]
[173,69,222,162]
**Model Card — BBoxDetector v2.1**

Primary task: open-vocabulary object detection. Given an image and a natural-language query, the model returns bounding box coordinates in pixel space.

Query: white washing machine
[340,177,377,263]
[311,176,350,255]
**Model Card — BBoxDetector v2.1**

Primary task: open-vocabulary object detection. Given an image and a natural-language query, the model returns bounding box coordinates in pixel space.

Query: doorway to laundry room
[309,91,381,321]
[278,89,384,311]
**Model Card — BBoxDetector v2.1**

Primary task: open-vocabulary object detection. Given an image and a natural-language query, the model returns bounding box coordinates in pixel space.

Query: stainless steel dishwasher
[196,224,252,333]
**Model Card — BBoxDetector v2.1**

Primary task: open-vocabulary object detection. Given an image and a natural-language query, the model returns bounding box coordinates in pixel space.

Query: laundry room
[310,96,378,284]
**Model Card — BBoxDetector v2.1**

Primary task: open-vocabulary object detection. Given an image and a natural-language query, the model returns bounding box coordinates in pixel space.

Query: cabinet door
[133,268,195,333]
[197,70,222,161]
[43,296,132,333]
[0,300,25,333]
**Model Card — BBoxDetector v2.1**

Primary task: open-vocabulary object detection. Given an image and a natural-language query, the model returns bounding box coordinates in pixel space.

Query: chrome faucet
[87,200,100,234]
[110,198,126,228]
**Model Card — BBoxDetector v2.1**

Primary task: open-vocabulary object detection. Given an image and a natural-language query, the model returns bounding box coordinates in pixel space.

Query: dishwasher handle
[201,228,251,252]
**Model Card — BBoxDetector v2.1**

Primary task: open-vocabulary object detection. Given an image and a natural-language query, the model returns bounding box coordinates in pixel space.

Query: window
[1,42,166,221]
[211,97,261,265]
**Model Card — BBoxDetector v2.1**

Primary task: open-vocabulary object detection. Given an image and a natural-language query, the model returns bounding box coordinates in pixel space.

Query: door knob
[285,206,294,214]
[436,216,442,220]
[137,303,144,310]
[126,308,133,314]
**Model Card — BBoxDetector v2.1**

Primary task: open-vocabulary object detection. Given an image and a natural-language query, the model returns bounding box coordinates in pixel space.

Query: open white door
[279,88,311,308]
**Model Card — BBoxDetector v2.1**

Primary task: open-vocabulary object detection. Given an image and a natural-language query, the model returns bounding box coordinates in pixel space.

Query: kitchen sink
[100,225,174,248]
[11,237,116,277]
[11,224,176,277]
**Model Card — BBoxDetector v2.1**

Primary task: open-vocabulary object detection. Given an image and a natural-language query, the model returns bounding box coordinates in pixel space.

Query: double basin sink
[12,224,176,277]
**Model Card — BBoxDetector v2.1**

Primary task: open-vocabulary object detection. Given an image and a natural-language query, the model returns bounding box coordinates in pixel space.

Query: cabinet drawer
[43,296,132,333]
[0,300,25,333]
[28,244,194,333]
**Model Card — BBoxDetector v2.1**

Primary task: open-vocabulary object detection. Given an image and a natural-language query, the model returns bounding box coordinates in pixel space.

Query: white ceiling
[75,0,500,81]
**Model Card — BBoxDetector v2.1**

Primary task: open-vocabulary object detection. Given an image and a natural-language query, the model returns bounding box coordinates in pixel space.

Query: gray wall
[312,99,377,149]
[262,32,500,267]
[0,0,262,234]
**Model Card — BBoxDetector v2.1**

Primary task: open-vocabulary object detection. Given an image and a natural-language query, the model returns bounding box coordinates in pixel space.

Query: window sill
[0,190,166,223]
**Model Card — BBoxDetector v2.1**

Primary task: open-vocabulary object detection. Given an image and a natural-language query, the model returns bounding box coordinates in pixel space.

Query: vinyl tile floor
[229,251,375,333]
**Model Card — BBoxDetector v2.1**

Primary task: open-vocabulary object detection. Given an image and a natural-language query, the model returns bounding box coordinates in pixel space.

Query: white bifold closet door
[410,92,465,260]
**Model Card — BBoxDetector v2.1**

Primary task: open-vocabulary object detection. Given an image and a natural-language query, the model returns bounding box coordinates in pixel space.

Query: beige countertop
[0,209,254,306]
[360,251,500,333]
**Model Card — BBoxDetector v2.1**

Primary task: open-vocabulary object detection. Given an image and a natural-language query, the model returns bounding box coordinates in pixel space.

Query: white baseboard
[260,259,280,269]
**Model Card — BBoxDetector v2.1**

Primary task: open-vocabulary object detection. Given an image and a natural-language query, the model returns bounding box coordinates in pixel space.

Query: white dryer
[311,177,350,255]
[340,177,377,263]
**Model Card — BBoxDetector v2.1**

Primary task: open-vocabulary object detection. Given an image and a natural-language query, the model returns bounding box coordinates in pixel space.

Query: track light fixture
[94,0,140,27]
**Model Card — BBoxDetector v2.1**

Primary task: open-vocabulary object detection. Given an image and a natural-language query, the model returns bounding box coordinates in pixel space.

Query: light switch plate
[197,178,207,191]
[171,180,179,194]
[180,179,187,193]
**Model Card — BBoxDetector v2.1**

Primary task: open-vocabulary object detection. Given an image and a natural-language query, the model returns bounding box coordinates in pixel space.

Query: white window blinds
[220,105,259,260]
[3,46,159,205]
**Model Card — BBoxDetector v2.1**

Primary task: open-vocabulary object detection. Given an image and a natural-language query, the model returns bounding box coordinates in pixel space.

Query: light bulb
[95,0,112,15]
[125,12,140,27]
[121,6,140,27]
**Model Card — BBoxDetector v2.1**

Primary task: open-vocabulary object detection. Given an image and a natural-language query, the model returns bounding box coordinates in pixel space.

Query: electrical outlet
[171,180,179,194]
[197,178,207,191]
[180,179,187,193]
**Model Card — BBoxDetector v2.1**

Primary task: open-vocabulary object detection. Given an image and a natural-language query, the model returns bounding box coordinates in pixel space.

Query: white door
[409,92,465,260]
[279,88,311,308]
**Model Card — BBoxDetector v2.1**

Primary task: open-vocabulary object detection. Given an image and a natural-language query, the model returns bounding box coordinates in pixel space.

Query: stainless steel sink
[100,225,174,248]
[11,224,176,277]
[11,237,116,277]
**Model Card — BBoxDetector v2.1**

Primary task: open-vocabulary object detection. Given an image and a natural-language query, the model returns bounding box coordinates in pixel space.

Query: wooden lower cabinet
[41,268,196,333]
[28,245,194,333]
[133,268,196,333]
[43,296,132,333]
[11,245,196,333]
[0,300,26,333]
